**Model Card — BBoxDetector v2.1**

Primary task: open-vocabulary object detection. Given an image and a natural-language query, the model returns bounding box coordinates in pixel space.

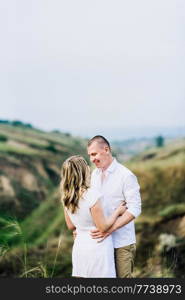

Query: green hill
[125,139,185,277]
[0,188,71,277]
[0,123,88,219]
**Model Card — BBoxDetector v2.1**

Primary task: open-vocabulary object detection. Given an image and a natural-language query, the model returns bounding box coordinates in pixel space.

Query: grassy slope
[126,139,185,215]
[0,187,73,277]
[124,139,185,277]
[0,124,88,219]
[0,124,88,159]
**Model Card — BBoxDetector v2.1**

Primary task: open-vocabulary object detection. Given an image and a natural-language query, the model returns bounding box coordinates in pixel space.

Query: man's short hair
[87,135,111,150]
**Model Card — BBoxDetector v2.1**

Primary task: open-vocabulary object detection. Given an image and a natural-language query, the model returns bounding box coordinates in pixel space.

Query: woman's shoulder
[83,187,103,207]
[84,186,102,198]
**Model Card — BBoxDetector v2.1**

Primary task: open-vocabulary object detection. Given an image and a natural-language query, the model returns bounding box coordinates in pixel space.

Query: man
[87,135,141,278]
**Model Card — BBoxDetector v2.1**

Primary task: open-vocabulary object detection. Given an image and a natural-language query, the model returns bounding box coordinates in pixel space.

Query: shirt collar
[97,157,117,174]
[106,157,117,173]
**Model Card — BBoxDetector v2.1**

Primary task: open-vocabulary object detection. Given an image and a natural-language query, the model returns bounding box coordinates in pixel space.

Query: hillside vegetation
[125,139,185,277]
[0,123,88,219]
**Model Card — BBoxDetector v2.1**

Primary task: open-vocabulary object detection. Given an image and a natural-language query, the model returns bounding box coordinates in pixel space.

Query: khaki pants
[114,244,136,278]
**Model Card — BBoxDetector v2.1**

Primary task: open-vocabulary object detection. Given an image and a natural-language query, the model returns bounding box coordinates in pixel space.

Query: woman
[60,155,126,278]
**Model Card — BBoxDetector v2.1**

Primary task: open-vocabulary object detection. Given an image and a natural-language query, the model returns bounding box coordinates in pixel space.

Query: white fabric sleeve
[88,188,103,208]
[123,173,142,218]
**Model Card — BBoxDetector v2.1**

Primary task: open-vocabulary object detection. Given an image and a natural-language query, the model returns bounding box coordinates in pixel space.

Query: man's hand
[97,232,110,242]
[90,228,104,239]
[90,228,110,242]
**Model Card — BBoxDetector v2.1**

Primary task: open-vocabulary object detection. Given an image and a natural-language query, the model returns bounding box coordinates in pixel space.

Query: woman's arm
[64,210,76,230]
[90,200,126,233]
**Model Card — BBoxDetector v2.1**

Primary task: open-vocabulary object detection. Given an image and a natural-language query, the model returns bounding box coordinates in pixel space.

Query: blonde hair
[60,155,90,213]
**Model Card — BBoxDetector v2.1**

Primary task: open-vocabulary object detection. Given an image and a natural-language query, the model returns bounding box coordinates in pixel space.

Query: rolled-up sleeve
[123,173,141,218]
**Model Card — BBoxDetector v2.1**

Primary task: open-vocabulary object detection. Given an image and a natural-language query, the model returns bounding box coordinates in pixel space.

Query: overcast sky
[0,0,185,139]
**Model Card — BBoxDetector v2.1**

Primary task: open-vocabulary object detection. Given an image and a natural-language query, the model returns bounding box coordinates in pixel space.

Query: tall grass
[50,235,63,278]
[0,215,65,278]
[0,217,28,276]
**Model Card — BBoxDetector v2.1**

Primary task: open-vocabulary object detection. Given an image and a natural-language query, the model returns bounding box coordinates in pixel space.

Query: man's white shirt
[91,158,141,248]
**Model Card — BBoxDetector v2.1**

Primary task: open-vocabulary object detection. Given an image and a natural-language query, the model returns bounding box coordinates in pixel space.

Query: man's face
[87,141,109,169]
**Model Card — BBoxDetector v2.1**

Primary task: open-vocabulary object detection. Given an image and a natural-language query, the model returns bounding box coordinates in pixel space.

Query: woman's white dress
[66,187,116,278]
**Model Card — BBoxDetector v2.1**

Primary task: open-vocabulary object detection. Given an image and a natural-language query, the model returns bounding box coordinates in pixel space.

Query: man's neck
[102,157,114,172]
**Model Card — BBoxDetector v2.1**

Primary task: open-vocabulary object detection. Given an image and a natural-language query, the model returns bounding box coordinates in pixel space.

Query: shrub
[159,204,185,220]
[45,143,57,153]
[0,134,8,142]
